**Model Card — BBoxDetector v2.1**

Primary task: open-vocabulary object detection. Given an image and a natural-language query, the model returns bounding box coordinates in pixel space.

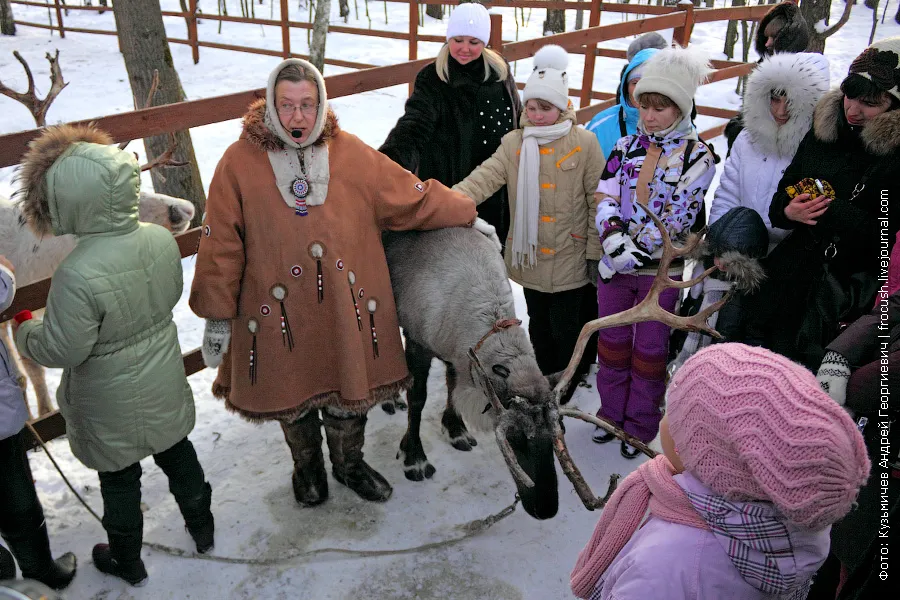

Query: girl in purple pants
[592,47,716,458]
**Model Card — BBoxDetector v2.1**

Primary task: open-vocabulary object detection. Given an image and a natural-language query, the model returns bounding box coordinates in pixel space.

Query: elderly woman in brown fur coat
[191,58,477,506]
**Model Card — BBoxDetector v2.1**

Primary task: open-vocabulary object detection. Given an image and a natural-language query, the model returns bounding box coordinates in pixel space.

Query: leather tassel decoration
[348,271,362,331]
[271,284,294,351]
[248,318,259,385]
[367,298,379,359]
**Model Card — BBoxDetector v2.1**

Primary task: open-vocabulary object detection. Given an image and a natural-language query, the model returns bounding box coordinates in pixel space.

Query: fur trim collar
[813,89,900,156]
[15,124,114,236]
[242,98,339,152]
[743,53,830,158]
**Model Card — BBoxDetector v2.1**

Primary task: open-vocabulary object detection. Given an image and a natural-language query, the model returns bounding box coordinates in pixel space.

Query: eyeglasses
[277,102,319,117]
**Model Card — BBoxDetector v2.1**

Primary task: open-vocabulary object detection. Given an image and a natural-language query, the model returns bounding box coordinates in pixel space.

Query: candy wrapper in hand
[785,178,836,201]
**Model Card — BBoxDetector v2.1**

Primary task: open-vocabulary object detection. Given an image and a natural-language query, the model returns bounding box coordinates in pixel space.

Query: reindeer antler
[554,211,727,400]
[116,70,189,175]
[0,50,68,127]
[551,210,730,511]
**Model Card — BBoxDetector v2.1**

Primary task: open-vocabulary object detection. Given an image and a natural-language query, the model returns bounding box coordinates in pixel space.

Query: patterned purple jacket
[595,125,716,270]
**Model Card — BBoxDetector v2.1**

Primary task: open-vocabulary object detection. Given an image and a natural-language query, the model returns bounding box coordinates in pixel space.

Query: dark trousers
[98,437,206,561]
[523,284,598,378]
[0,429,43,538]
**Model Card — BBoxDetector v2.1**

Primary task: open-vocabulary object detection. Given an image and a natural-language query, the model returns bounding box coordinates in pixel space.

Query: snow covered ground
[0,1,896,598]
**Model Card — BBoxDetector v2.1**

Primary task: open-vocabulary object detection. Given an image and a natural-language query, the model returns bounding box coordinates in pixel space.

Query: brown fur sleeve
[189,147,246,320]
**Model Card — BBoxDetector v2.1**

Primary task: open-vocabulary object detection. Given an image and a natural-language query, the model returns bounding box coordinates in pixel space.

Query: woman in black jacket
[379,2,521,250]
[749,38,900,370]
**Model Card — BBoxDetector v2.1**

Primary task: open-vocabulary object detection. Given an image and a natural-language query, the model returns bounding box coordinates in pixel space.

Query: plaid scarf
[685,488,815,599]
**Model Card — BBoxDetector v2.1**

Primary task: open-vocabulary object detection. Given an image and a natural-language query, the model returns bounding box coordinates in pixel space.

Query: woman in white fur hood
[709,53,830,254]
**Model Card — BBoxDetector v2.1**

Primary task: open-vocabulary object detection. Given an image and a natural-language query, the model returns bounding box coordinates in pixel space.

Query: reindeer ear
[492,364,510,378]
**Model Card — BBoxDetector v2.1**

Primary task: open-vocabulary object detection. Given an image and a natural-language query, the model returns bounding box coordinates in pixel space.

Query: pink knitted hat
[667,343,870,531]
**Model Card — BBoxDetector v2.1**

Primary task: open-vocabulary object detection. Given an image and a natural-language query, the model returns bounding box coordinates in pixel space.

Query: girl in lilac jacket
[571,344,870,600]
[591,46,716,458]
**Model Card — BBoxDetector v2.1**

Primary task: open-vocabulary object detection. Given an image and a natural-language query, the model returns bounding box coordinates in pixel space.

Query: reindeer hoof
[381,401,396,415]
[449,434,478,452]
[403,461,436,481]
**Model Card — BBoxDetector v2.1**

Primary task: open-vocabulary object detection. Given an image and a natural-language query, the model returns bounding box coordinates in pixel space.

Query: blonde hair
[434,44,509,84]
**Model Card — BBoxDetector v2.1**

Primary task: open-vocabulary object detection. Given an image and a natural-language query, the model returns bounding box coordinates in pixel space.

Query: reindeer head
[470,210,729,516]
[464,326,560,520]
[138,191,195,234]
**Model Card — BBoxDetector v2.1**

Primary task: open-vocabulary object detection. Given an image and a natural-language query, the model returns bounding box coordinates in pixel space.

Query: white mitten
[816,350,851,406]
[472,217,502,252]
[597,258,616,283]
[202,319,231,369]
[602,232,651,273]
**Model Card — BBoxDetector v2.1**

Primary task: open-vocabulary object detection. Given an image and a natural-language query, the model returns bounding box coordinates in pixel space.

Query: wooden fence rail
[1,0,770,450]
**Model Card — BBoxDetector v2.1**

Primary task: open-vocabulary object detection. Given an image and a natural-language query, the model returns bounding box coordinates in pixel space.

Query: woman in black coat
[379,3,522,249]
[745,38,900,370]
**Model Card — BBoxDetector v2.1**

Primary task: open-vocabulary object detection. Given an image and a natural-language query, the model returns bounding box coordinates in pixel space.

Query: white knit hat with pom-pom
[633,45,711,120]
[523,45,571,111]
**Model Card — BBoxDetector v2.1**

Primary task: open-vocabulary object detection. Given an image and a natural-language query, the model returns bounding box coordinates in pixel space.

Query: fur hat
[755,1,810,57]
[848,36,900,103]
[667,344,871,531]
[743,52,830,158]
[626,32,668,62]
[446,2,491,45]
[632,45,711,122]
[523,45,570,111]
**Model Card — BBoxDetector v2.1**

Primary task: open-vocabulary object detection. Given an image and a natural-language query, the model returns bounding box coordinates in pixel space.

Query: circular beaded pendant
[291,177,310,199]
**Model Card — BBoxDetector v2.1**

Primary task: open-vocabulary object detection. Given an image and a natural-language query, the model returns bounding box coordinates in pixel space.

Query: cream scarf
[512,121,572,269]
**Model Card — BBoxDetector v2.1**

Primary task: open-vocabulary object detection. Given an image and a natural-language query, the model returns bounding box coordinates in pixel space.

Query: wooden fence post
[408,1,418,95]
[672,0,695,47]
[53,0,65,38]
[280,0,291,59]
[188,0,200,64]
[579,0,602,109]
[488,12,502,53]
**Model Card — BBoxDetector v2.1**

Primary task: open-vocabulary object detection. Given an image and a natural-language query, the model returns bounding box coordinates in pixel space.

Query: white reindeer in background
[0,191,195,418]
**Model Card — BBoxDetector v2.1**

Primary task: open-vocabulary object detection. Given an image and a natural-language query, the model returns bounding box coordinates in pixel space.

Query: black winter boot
[92,535,147,587]
[281,410,329,507]
[322,411,392,503]
[0,543,15,580]
[177,482,215,554]
[0,515,77,590]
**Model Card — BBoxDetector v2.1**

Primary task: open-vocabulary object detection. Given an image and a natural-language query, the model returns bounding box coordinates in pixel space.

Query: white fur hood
[743,53,830,158]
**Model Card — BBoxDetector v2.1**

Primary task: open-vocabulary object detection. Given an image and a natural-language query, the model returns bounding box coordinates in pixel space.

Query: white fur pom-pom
[646,45,712,85]
[532,44,569,71]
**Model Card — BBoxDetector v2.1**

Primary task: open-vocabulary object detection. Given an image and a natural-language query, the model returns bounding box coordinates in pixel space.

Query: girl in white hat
[454,44,605,401]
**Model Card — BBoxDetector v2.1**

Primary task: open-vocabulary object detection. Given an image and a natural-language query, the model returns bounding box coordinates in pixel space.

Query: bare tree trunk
[868,0,879,44]
[310,0,331,72]
[113,0,206,225]
[575,8,583,30]
[98,0,107,15]
[544,9,565,34]
[0,0,16,36]
[723,0,745,58]
[426,4,442,19]
[339,0,350,19]
[801,0,853,53]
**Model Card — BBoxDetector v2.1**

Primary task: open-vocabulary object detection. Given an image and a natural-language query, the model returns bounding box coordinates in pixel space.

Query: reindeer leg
[20,356,53,416]
[441,363,477,451]
[397,338,436,481]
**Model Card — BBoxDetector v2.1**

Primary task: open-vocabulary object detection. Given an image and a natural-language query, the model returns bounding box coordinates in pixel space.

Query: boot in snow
[281,410,329,507]
[323,411,392,502]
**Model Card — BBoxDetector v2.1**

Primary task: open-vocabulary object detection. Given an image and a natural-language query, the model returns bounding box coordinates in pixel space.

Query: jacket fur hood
[743,53,830,158]
[15,124,114,236]
[242,98,339,152]
[755,2,810,57]
[813,88,900,156]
